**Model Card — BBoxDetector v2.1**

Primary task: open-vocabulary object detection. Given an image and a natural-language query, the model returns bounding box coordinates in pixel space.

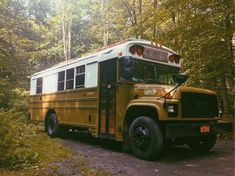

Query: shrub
[0,110,38,168]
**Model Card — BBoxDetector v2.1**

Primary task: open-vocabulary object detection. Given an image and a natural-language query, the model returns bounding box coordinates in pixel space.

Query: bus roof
[31,39,179,78]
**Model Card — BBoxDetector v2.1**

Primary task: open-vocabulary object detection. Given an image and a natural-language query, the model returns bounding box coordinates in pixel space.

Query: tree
[157,0,234,114]
[0,0,34,108]
[0,0,233,115]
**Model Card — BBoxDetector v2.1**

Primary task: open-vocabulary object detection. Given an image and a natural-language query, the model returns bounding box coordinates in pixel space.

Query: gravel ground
[58,131,234,176]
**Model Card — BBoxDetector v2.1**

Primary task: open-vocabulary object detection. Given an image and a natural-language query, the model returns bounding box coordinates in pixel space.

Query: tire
[129,116,163,160]
[46,113,59,137]
[187,134,217,153]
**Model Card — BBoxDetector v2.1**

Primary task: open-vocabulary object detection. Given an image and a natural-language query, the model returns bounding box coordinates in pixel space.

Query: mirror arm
[157,83,181,101]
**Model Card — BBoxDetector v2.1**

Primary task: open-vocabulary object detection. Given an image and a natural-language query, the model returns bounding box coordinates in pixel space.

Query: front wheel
[129,116,163,160]
[46,114,59,137]
[187,134,217,152]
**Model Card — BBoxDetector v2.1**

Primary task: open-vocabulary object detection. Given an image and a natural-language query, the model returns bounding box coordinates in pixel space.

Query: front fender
[125,98,166,120]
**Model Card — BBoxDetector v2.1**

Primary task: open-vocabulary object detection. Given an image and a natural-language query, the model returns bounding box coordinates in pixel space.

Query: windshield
[119,57,180,85]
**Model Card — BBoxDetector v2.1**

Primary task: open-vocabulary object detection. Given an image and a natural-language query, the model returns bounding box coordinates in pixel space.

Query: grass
[0,122,71,175]
[0,113,112,175]
[0,126,112,175]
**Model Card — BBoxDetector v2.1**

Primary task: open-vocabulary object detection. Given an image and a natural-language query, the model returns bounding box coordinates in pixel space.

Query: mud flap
[212,121,233,134]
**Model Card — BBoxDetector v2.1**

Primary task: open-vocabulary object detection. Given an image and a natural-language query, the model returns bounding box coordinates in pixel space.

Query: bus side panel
[29,88,99,136]
[29,95,47,122]
[56,88,98,127]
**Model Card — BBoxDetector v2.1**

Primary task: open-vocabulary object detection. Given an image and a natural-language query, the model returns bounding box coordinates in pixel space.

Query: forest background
[0,0,234,170]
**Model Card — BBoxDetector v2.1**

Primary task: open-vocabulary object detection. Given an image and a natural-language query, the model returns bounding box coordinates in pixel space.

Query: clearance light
[129,45,145,56]
[169,56,174,63]
[137,48,143,56]
[129,46,135,55]
[168,54,181,64]
[175,57,180,64]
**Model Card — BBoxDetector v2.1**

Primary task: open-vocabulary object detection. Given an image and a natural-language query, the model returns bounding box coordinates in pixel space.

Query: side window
[66,68,74,90]
[36,77,43,94]
[75,65,85,88]
[57,71,65,91]
[30,78,36,95]
[85,62,98,88]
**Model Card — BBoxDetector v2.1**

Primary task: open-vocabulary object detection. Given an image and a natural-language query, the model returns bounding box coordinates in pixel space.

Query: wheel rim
[47,119,55,135]
[133,126,150,152]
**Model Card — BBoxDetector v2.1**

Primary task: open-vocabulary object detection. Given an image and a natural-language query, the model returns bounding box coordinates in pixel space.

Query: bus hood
[131,84,217,99]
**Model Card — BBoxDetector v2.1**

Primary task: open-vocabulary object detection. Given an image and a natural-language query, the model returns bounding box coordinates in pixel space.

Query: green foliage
[0,0,234,111]
[9,88,29,118]
[156,0,234,114]
[0,110,38,168]
[0,86,69,169]
[0,110,71,169]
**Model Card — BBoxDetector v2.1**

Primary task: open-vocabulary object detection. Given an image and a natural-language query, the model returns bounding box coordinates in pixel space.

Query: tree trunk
[153,25,157,39]
[62,11,68,61]
[152,0,157,39]
[67,20,71,60]
[138,0,142,15]
[221,79,229,115]
[132,0,137,25]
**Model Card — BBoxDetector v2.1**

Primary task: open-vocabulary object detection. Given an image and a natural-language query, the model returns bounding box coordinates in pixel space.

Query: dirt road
[60,132,234,176]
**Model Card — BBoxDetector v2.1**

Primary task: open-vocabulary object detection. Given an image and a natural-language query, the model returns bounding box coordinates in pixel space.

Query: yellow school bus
[29,39,230,160]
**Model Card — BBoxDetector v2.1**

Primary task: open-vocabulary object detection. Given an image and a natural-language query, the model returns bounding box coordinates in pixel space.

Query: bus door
[99,59,116,138]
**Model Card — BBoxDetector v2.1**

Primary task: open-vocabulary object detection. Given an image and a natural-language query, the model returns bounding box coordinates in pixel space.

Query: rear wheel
[129,116,163,160]
[187,134,217,152]
[46,114,59,137]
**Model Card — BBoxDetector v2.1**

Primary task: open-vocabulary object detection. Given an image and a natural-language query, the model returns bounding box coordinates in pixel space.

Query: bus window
[43,74,57,93]
[119,58,179,85]
[85,62,98,88]
[119,57,134,80]
[66,68,74,90]
[156,65,176,85]
[57,71,65,91]
[30,78,36,95]
[36,77,43,94]
[76,65,85,88]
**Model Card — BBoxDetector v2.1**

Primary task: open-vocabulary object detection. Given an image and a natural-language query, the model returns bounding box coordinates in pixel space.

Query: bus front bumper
[165,121,233,138]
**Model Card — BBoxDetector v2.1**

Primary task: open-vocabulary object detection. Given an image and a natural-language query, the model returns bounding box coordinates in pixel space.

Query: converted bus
[29,39,229,160]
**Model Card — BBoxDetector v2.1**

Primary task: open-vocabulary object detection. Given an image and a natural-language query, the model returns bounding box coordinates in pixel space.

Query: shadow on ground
[57,130,225,163]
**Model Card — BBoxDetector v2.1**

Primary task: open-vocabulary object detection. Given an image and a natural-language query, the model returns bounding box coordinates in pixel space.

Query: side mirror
[172,74,189,85]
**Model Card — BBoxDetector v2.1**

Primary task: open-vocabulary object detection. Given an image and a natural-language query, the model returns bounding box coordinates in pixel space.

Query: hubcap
[133,126,150,152]
[47,119,55,135]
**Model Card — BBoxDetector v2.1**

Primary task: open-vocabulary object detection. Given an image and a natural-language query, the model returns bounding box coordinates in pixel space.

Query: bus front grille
[181,92,218,118]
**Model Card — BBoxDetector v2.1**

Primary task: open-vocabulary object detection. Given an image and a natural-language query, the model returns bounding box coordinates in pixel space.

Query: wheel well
[45,109,56,126]
[123,106,159,133]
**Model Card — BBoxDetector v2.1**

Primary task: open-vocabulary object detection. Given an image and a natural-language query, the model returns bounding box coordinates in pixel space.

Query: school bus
[29,39,230,160]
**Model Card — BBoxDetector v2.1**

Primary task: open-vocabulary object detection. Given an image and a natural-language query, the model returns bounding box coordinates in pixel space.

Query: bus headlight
[167,104,178,117]
[167,105,175,113]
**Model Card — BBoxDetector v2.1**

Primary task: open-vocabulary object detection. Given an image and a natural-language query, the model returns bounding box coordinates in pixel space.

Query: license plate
[200,126,210,133]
